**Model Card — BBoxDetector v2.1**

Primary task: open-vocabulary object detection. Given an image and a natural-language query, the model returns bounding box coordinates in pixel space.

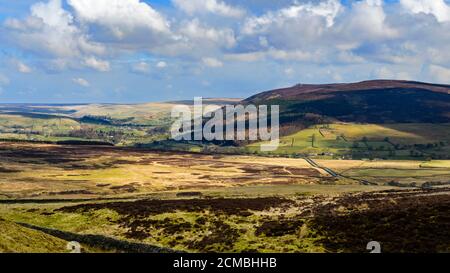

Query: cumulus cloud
[179,19,236,49]
[1,0,450,89]
[68,0,171,41]
[83,56,111,72]
[236,0,448,68]
[173,0,245,18]
[155,19,237,57]
[401,0,450,23]
[202,57,223,68]
[72,77,90,87]
[339,0,398,41]
[238,0,346,59]
[241,0,342,36]
[3,0,105,58]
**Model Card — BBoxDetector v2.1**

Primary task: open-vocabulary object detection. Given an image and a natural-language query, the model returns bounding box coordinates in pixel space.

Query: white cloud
[401,0,450,22]
[68,0,171,40]
[131,61,150,74]
[156,61,167,68]
[72,77,90,87]
[2,0,450,87]
[173,0,245,18]
[238,0,347,58]
[4,0,105,58]
[337,0,397,43]
[428,64,450,83]
[242,0,342,36]
[83,56,111,72]
[278,0,342,27]
[202,57,223,68]
[237,0,402,65]
[179,19,236,49]
[13,60,32,73]
[159,19,237,57]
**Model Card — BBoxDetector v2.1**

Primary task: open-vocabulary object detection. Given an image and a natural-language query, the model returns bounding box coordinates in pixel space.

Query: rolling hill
[243,80,450,158]
[244,80,450,130]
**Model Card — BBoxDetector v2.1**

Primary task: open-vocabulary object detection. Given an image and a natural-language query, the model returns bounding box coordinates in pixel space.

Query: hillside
[0,219,67,253]
[242,80,450,159]
[0,100,234,146]
[244,80,450,128]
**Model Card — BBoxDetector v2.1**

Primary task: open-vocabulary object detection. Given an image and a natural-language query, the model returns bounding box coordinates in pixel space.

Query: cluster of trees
[68,126,125,144]
[391,142,448,150]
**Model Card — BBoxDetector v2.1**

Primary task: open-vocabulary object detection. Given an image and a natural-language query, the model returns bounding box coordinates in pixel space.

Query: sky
[0,0,449,103]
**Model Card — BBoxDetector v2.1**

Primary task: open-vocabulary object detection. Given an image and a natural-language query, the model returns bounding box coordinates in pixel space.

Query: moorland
[0,80,449,253]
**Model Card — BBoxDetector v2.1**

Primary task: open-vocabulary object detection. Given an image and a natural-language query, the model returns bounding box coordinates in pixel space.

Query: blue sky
[0,0,449,103]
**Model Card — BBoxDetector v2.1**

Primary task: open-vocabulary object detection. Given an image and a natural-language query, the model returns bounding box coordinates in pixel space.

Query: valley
[1,80,449,253]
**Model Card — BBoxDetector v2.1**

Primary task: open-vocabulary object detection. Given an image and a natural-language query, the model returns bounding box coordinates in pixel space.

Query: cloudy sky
[0,0,449,103]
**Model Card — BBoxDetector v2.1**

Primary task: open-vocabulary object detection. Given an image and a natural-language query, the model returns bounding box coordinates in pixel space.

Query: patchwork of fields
[248,123,450,160]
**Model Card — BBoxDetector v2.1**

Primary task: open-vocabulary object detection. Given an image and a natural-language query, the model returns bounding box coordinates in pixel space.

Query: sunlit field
[0,142,449,253]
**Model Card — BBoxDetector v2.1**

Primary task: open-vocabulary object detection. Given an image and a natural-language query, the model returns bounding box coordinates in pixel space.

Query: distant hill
[244,80,450,132]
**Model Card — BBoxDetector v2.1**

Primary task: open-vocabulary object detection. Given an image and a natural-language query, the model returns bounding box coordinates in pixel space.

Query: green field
[248,123,450,160]
[0,219,68,253]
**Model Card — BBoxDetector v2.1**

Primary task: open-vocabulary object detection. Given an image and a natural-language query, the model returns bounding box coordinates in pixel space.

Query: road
[304,157,376,185]
[304,157,338,177]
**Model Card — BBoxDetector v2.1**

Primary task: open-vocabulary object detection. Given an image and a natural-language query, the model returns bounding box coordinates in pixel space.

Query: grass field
[248,123,450,160]
[0,218,68,253]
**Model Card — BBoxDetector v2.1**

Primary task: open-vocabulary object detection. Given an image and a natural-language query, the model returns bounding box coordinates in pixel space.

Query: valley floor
[0,142,449,253]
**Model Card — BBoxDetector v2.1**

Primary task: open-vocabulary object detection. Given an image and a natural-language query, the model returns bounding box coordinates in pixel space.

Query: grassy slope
[248,123,450,159]
[0,218,67,253]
